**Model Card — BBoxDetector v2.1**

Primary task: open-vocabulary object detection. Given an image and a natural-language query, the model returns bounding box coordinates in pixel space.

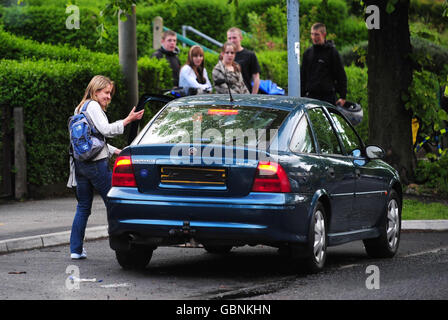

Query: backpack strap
[80,100,105,141]
[81,100,90,112]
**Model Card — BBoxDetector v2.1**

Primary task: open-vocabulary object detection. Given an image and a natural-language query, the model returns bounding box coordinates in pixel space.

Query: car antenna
[223,71,234,102]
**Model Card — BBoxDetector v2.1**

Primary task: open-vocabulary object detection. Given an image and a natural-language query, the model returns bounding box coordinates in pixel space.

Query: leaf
[386,0,399,14]
[438,109,448,122]
[119,13,128,22]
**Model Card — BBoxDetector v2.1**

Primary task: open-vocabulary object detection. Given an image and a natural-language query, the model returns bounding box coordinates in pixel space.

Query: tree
[364,0,415,184]
[101,1,143,111]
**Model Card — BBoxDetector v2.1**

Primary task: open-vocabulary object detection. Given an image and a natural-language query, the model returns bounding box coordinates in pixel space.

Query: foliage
[1,5,102,49]
[0,4,155,57]
[345,65,368,143]
[0,59,126,186]
[136,0,233,47]
[409,0,448,27]
[0,28,117,64]
[256,50,288,89]
[0,29,172,188]
[405,70,447,134]
[340,37,448,76]
[415,154,448,197]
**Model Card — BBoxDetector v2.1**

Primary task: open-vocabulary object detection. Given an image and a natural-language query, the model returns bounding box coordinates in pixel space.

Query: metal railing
[182,25,223,48]
[162,26,218,55]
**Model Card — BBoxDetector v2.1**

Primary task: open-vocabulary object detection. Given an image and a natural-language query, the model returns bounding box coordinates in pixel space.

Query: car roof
[167,94,332,111]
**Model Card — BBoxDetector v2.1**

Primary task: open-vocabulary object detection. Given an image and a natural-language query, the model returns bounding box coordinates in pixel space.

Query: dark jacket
[152,46,181,87]
[301,40,347,101]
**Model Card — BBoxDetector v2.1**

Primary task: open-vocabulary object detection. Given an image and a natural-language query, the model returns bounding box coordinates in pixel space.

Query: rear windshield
[138,105,290,146]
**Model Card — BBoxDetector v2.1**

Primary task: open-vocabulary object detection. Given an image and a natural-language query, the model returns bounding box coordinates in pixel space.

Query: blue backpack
[68,100,105,161]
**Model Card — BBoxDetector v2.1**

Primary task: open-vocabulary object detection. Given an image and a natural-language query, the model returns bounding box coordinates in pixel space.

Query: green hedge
[0,4,155,57]
[0,1,232,55]
[0,28,117,64]
[1,5,102,48]
[0,55,171,188]
[0,28,172,95]
[136,0,233,47]
[0,59,126,187]
[0,30,172,189]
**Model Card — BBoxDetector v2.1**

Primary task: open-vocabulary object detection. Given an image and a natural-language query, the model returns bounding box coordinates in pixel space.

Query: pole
[287,0,300,97]
[119,5,138,110]
[14,107,27,199]
[153,16,163,50]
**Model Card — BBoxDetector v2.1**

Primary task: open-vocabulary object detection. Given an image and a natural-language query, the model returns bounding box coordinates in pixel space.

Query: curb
[0,226,108,255]
[402,220,448,232]
[0,221,447,255]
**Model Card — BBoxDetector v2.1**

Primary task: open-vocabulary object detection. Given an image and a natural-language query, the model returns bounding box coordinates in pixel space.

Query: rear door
[307,107,356,233]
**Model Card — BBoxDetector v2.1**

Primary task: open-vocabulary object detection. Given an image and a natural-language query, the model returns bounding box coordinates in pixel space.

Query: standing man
[301,23,347,106]
[227,27,261,94]
[152,30,181,87]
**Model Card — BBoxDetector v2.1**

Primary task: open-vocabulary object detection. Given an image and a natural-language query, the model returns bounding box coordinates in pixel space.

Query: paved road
[0,232,447,300]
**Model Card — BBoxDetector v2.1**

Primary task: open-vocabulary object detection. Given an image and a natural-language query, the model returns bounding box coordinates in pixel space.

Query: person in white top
[179,45,212,96]
[68,75,144,260]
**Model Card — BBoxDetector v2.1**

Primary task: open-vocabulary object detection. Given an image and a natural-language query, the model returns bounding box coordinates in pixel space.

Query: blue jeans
[70,158,111,254]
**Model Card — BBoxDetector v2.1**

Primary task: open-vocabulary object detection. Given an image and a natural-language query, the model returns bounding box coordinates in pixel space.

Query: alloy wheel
[387,199,400,249]
[313,210,326,264]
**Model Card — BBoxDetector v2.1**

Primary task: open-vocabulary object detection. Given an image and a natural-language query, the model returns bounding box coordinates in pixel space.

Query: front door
[307,107,356,233]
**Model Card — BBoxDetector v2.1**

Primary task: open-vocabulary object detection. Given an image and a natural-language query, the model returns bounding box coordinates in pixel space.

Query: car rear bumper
[107,187,312,248]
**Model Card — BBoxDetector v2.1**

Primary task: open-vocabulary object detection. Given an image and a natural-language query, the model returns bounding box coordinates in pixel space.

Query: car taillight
[112,156,137,187]
[251,161,291,193]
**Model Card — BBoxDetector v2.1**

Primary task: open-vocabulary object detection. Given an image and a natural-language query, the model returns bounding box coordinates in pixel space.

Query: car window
[307,108,342,155]
[139,105,290,147]
[290,115,316,154]
[328,111,362,155]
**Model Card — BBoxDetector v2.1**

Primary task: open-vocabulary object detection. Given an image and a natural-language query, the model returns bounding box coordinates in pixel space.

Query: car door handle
[355,169,361,179]
[327,167,335,178]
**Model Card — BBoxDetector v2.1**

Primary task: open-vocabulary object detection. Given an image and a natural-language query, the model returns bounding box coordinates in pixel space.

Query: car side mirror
[365,145,385,159]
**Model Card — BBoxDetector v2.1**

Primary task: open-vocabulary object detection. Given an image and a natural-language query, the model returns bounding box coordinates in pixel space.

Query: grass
[402,198,448,220]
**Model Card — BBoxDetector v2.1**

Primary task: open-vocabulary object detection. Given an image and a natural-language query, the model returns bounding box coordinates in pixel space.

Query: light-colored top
[179,65,212,95]
[67,100,124,188]
[79,100,124,160]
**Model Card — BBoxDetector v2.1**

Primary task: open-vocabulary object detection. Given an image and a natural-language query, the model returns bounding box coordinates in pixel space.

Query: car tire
[115,245,154,270]
[363,189,401,258]
[203,245,233,254]
[290,202,327,273]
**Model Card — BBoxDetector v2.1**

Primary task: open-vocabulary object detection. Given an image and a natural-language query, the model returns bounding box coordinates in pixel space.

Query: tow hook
[169,221,196,237]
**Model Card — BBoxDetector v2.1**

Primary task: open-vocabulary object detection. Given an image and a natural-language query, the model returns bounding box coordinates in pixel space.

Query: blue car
[107,94,402,273]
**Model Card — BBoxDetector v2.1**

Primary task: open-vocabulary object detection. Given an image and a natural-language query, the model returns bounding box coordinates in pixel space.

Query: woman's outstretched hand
[123,106,144,126]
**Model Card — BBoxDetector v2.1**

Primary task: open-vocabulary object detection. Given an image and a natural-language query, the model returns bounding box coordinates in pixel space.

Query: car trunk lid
[130,144,267,197]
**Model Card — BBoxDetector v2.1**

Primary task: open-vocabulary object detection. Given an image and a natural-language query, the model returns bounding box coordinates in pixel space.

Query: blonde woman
[212,42,249,94]
[179,45,212,95]
[68,75,144,260]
